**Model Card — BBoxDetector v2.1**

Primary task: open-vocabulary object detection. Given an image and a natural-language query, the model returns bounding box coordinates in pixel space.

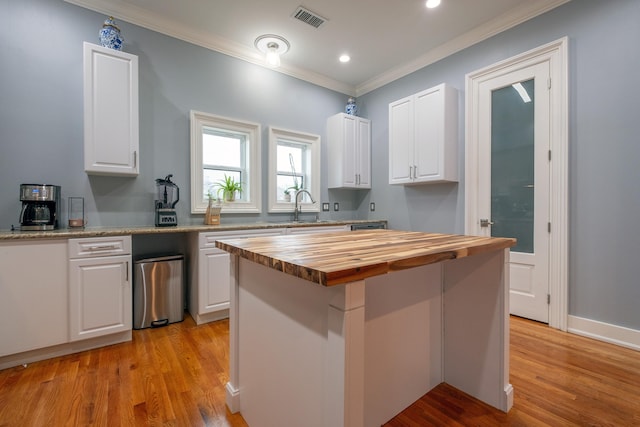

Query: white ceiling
[65,0,569,95]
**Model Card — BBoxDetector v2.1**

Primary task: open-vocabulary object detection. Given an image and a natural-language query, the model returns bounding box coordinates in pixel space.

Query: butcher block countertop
[215,229,516,286]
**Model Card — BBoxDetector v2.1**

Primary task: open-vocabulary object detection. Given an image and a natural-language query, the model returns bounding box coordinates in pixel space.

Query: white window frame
[268,126,321,213]
[190,110,261,214]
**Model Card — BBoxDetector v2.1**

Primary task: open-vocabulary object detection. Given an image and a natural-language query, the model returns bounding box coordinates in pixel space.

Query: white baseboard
[567,315,640,351]
[225,381,240,413]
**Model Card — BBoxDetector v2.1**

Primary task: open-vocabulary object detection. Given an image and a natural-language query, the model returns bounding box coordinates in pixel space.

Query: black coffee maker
[19,184,61,230]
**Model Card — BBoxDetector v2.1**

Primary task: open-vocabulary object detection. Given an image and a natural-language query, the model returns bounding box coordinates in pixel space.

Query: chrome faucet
[294,189,316,222]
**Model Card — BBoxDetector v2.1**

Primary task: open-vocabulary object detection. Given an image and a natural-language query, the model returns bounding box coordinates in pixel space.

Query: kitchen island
[216,229,516,427]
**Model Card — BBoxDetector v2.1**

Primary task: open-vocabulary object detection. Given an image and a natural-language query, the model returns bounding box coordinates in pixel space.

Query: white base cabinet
[189,229,285,325]
[68,236,132,341]
[0,240,69,358]
[389,83,458,184]
[327,113,371,189]
[0,237,132,370]
[83,42,139,176]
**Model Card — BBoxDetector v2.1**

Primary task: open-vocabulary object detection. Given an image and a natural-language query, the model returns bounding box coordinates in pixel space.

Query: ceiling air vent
[292,6,327,29]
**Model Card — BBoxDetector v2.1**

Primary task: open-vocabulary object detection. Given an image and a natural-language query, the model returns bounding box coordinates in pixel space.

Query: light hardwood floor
[0,315,638,426]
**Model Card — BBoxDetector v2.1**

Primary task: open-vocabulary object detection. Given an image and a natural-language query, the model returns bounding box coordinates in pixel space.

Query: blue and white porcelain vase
[99,16,124,51]
[345,97,357,116]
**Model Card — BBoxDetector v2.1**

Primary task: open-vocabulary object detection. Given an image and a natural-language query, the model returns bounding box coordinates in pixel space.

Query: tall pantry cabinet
[389,83,458,184]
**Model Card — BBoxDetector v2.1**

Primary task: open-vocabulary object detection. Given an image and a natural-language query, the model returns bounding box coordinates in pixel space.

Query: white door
[466,38,569,329]
[477,63,551,323]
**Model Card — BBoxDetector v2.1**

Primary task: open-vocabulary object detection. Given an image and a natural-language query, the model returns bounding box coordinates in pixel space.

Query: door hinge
[547,294,551,304]
[548,222,551,233]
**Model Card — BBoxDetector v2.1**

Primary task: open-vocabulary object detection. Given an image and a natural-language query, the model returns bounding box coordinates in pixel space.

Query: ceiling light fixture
[426,0,441,8]
[254,34,290,68]
[339,54,351,63]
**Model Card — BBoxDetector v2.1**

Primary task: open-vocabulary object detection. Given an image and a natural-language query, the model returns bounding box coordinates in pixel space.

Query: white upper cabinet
[327,113,371,189]
[389,83,458,185]
[83,42,139,176]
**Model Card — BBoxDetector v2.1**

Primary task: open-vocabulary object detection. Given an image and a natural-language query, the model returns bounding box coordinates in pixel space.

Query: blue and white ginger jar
[99,16,124,51]
[345,97,357,116]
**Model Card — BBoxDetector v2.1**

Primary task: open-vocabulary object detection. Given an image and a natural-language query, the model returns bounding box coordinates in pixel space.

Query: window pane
[203,128,242,168]
[490,78,535,253]
[277,142,303,174]
[204,169,241,200]
[276,175,306,201]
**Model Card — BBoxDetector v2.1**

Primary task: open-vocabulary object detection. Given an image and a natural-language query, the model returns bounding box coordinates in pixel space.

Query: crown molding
[66,0,568,97]
[355,0,571,96]
[64,0,355,95]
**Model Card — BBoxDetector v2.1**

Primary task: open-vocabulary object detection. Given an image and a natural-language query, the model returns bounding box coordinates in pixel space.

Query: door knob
[480,219,495,227]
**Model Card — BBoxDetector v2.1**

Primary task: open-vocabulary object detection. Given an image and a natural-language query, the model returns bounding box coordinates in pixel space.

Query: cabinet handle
[409,166,413,179]
[87,244,118,251]
[413,165,418,179]
[133,151,137,168]
[125,261,129,282]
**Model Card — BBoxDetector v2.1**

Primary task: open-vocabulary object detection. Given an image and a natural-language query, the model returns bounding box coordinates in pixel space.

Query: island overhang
[215,229,516,286]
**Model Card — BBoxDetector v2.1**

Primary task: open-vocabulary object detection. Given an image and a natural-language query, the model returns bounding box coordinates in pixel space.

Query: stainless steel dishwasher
[133,254,184,329]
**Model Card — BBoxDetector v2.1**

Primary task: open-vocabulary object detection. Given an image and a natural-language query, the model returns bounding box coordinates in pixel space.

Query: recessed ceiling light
[426,0,441,8]
[339,54,351,63]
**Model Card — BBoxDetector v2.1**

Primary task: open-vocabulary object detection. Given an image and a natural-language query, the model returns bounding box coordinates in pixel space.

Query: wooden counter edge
[216,232,516,287]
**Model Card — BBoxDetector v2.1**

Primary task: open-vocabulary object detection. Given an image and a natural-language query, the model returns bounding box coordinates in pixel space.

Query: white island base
[224,248,512,427]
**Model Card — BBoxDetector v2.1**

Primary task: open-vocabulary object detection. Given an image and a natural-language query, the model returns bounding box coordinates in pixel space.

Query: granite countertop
[215,229,516,287]
[0,219,385,241]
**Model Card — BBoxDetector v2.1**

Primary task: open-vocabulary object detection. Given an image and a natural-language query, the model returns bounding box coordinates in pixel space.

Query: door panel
[477,63,551,323]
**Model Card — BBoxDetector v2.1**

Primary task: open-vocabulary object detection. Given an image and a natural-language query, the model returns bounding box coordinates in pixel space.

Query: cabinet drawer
[199,229,284,248]
[68,236,132,258]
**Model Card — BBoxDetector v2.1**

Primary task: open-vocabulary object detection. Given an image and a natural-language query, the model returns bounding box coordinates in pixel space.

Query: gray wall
[2,0,639,331]
[359,0,640,330]
[0,0,363,229]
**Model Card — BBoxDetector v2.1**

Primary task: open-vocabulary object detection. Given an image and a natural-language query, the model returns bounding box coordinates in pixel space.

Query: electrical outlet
[333,202,340,211]
[322,202,330,212]
[370,202,376,212]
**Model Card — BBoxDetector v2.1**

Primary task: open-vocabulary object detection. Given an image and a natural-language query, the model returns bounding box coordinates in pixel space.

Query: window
[190,111,261,213]
[268,126,320,213]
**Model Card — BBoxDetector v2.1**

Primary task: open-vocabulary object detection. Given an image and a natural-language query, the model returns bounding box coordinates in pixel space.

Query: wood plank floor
[1,315,639,426]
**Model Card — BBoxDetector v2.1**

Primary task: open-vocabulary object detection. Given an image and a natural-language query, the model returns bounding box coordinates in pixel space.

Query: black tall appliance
[19,184,61,230]
[155,175,179,227]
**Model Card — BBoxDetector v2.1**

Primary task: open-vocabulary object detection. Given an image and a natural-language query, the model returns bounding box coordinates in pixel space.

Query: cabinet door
[357,118,371,188]
[69,255,132,341]
[414,87,443,182]
[83,42,139,176]
[414,84,458,183]
[199,248,231,314]
[327,113,357,188]
[0,240,68,357]
[389,97,414,184]
[341,115,358,187]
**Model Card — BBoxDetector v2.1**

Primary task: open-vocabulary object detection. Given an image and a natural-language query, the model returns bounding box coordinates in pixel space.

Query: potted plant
[215,174,243,202]
[283,182,300,202]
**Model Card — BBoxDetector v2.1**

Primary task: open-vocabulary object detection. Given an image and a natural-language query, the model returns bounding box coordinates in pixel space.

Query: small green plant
[215,174,243,202]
